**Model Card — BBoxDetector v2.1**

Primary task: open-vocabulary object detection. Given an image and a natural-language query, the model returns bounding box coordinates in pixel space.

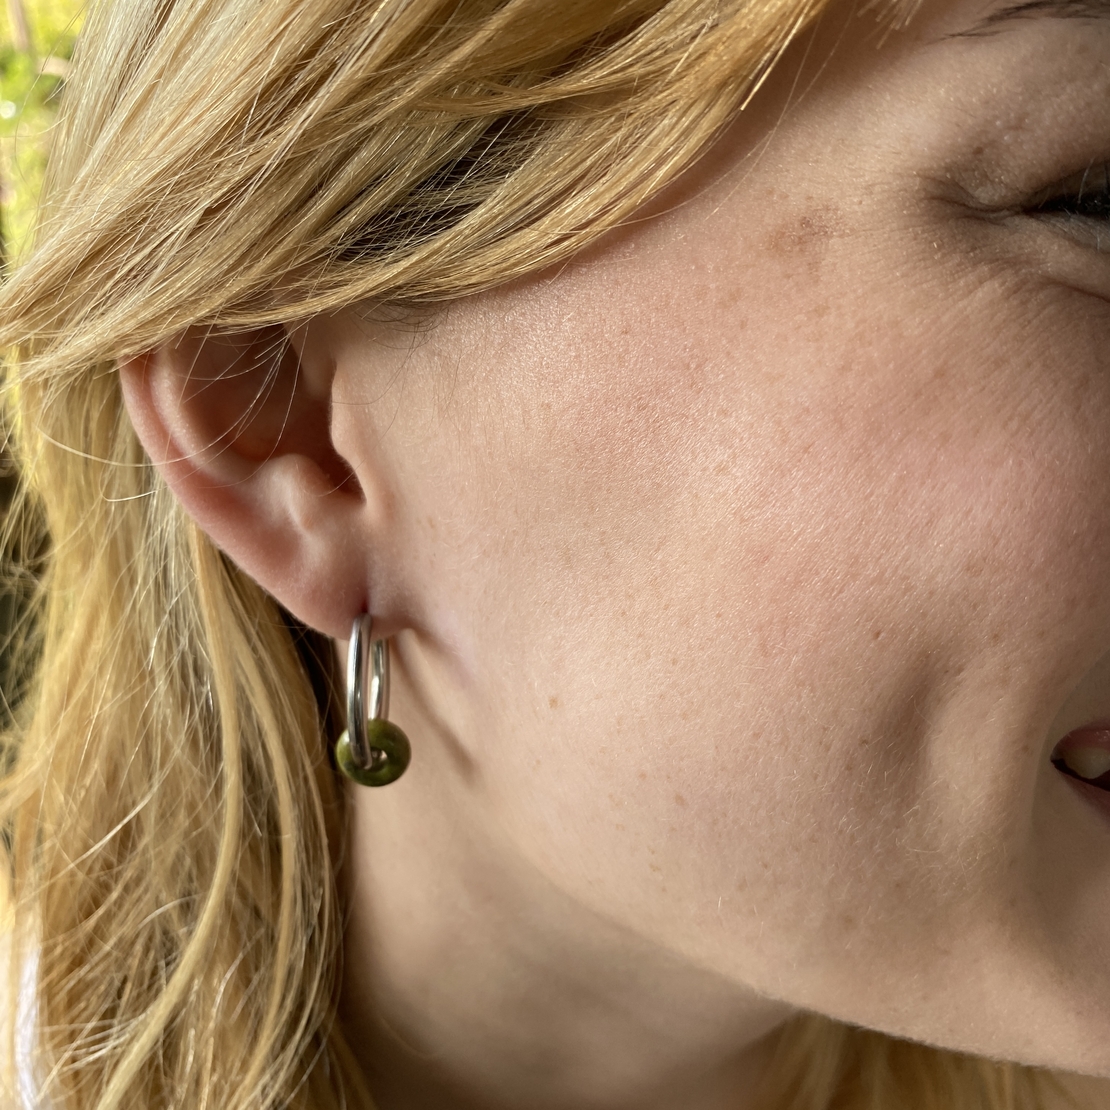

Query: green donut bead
[335,719,412,787]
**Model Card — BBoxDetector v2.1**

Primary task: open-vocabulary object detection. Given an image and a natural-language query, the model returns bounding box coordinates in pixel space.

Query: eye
[1028,163,1110,222]
[1019,162,1110,251]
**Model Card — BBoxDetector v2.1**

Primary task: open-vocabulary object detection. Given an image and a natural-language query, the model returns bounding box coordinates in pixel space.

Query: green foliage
[0,0,84,260]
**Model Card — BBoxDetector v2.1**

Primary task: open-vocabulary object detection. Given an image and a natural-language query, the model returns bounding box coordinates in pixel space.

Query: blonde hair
[0,0,1085,1107]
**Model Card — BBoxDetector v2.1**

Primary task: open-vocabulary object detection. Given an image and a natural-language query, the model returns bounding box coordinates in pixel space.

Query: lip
[1052,722,1110,824]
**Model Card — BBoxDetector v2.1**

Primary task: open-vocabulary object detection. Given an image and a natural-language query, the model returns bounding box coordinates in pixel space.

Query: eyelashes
[1028,162,1110,221]
[1013,161,1110,253]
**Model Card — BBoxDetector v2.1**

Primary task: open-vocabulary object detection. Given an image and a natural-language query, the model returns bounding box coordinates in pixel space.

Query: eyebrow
[956,0,1110,35]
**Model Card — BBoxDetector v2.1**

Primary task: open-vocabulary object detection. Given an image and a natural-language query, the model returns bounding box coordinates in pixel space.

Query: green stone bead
[335,720,412,787]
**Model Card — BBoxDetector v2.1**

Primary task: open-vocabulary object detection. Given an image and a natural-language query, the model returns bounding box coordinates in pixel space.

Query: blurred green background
[0,2,83,729]
[0,0,83,260]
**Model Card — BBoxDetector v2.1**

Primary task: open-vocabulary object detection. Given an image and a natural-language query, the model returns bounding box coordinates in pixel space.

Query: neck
[338,727,793,1110]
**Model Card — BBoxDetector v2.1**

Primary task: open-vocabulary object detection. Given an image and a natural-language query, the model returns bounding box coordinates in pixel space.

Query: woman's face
[312,0,1110,1078]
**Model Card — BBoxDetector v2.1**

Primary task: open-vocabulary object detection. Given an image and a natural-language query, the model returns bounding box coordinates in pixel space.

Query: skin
[121,0,1110,1106]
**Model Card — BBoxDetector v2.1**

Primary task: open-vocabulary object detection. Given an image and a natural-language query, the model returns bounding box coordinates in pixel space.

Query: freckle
[872,628,883,640]
[650,863,662,873]
[765,204,845,256]
[548,695,559,709]
[637,771,647,781]
[674,793,687,807]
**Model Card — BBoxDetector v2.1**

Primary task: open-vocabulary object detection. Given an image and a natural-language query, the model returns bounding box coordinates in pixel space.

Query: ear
[119,323,370,639]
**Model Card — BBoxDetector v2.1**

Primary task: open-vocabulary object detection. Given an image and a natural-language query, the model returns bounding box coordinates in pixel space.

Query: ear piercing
[335,614,411,787]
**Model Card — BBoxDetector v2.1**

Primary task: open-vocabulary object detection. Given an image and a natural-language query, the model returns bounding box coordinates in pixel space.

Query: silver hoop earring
[335,614,412,787]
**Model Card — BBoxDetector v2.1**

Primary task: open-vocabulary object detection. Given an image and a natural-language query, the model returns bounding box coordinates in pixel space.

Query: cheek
[527,250,1110,699]
[469,254,1110,958]
[375,227,1110,1039]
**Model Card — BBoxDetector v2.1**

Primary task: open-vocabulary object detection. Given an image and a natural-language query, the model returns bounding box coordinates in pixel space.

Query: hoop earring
[335,614,412,787]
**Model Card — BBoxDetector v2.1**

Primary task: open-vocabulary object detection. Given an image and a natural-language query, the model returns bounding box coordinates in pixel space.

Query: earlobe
[119,324,370,638]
